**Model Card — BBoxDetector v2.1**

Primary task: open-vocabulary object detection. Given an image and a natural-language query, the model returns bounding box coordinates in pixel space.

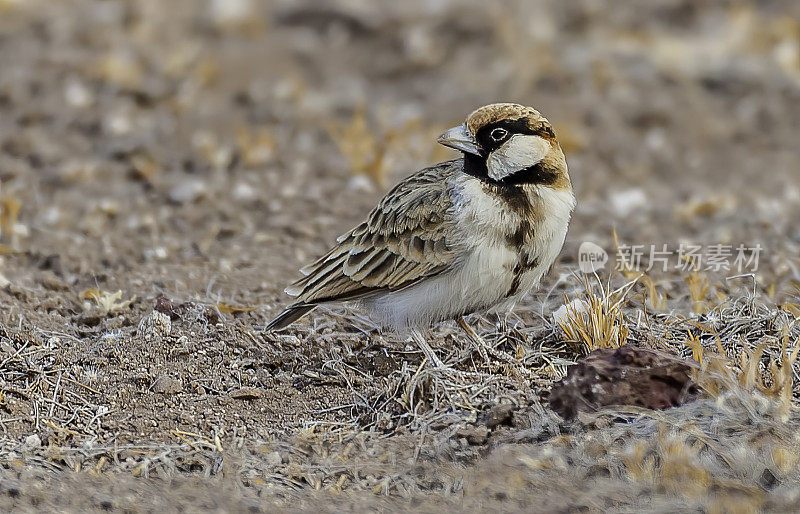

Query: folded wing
[287,162,459,305]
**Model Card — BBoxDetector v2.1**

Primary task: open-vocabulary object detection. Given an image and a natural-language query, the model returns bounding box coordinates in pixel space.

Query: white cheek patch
[486,134,550,181]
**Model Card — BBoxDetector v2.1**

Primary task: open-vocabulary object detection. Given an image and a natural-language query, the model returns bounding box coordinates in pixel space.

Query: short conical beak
[437,124,481,156]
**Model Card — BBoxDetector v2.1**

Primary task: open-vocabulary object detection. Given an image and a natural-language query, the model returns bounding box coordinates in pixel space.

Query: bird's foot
[457,317,530,377]
[410,330,446,368]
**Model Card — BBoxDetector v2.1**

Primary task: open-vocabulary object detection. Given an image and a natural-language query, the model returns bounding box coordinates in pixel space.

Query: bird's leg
[411,329,445,368]
[456,317,490,364]
[457,316,523,369]
[486,312,510,349]
[494,313,509,336]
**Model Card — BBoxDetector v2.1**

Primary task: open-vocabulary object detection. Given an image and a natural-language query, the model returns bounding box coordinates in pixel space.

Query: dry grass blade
[612,228,666,311]
[686,270,713,314]
[0,193,21,248]
[555,274,633,353]
[687,328,799,417]
[79,289,136,315]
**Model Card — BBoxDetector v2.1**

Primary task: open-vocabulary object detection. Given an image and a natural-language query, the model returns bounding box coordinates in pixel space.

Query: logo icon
[578,242,608,274]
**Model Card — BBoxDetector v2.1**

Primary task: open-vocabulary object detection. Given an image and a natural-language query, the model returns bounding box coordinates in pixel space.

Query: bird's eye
[490,128,509,142]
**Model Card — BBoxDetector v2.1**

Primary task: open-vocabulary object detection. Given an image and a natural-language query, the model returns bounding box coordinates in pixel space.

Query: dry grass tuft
[555,275,632,353]
[687,331,799,416]
[622,428,713,499]
[612,228,667,311]
[327,104,390,187]
[685,270,726,314]
[79,289,136,315]
[0,192,22,249]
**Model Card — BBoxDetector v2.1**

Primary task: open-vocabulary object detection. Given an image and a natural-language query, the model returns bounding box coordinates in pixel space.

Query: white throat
[486,134,550,181]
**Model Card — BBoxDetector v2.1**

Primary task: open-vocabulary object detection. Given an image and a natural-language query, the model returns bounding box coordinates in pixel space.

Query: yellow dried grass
[556,275,632,353]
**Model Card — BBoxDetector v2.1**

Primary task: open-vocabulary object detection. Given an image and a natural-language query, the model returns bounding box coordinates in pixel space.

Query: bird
[267,103,575,366]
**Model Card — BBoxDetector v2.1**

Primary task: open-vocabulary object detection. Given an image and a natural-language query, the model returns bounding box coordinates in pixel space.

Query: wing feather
[286,160,461,305]
[286,253,347,296]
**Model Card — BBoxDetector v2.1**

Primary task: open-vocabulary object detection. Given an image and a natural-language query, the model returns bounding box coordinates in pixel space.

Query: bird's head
[437,103,569,188]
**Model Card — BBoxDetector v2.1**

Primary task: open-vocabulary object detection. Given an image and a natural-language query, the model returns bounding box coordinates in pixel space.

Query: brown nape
[531,121,557,142]
[548,172,572,192]
[540,145,571,191]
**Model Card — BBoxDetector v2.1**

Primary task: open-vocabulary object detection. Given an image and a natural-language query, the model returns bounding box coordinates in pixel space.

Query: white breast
[501,184,575,308]
[363,174,574,331]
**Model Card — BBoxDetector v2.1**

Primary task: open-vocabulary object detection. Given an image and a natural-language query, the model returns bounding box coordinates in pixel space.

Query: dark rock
[371,352,399,376]
[0,479,21,497]
[203,306,222,325]
[34,253,63,274]
[92,493,114,510]
[759,468,780,490]
[154,295,180,319]
[549,346,700,420]
[486,403,515,429]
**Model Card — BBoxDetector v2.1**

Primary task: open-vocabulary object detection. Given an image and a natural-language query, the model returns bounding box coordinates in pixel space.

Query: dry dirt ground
[0,0,799,511]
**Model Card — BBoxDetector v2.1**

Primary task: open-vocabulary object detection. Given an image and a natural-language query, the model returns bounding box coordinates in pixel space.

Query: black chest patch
[506,251,541,298]
[479,180,542,299]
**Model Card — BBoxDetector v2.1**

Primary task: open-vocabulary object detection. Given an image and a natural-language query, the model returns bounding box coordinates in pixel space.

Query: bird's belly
[453,242,519,308]
[363,242,517,330]
[363,184,572,330]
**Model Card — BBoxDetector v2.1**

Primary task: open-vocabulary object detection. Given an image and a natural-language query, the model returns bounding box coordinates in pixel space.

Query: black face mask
[462,151,560,186]
[462,119,559,186]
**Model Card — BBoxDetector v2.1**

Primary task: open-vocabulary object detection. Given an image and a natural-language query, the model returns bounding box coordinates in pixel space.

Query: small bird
[267,103,574,365]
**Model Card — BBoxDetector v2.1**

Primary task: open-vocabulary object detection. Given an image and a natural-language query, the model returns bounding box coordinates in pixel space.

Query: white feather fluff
[486,134,550,181]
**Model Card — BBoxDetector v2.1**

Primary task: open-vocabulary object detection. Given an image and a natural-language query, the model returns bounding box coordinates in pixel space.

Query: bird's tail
[265,304,316,331]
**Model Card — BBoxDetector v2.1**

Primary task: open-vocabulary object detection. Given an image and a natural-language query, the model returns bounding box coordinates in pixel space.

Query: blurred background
[0,0,798,308]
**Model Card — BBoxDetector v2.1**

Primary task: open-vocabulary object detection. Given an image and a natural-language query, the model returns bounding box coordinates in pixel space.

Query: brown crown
[465,103,549,135]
